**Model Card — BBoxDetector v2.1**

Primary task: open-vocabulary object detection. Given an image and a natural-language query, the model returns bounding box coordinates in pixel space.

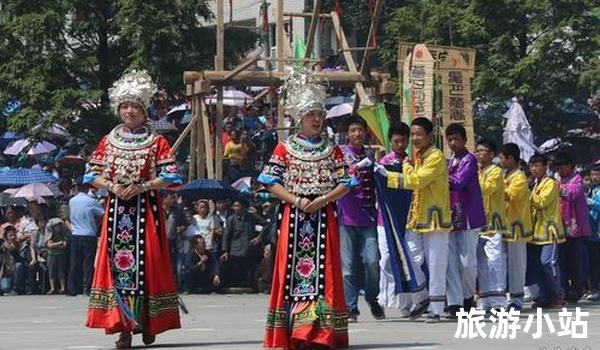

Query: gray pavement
[0,294,599,350]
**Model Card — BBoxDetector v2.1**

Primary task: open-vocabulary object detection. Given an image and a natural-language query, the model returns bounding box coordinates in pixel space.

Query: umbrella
[151,118,178,133]
[326,103,353,119]
[4,139,57,156]
[178,179,239,201]
[502,98,538,162]
[9,183,62,204]
[325,95,354,107]
[166,103,191,117]
[180,110,193,124]
[0,168,58,187]
[205,90,254,107]
[231,176,252,191]
[0,192,27,207]
[0,131,20,149]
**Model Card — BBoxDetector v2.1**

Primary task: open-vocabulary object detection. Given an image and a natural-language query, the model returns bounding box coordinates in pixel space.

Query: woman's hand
[304,196,328,214]
[299,197,311,211]
[122,184,143,200]
[111,184,129,200]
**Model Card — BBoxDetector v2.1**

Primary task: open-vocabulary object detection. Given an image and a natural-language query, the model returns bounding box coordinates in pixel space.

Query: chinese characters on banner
[440,50,475,156]
[401,44,435,125]
[398,43,477,156]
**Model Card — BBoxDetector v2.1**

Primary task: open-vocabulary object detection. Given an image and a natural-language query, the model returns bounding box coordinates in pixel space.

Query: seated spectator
[192,200,221,254]
[184,236,221,293]
[220,197,262,290]
[176,208,200,292]
[0,226,26,295]
[45,218,70,294]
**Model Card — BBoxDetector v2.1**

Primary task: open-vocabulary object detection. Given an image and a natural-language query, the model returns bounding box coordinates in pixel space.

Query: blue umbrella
[178,179,239,201]
[0,168,58,187]
[0,131,20,149]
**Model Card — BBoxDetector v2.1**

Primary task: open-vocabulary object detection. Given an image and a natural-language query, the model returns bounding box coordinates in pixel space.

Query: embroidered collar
[286,132,334,161]
[108,123,156,150]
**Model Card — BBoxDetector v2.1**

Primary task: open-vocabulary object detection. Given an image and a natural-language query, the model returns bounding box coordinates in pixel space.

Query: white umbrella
[231,176,252,191]
[151,118,178,133]
[205,89,254,107]
[326,103,353,119]
[502,98,538,162]
[4,139,57,156]
[8,183,62,204]
[166,103,191,116]
[538,137,572,154]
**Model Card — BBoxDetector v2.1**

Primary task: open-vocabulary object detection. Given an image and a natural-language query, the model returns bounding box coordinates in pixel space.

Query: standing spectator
[163,191,184,281]
[586,163,600,300]
[220,197,261,289]
[223,130,248,183]
[0,225,26,295]
[192,200,220,254]
[1,208,21,239]
[554,152,592,303]
[21,202,48,295]
[213,200,230,254]
[68,183,103,296]
[184,236,220,293]
[45,218,70,294]
[175,208,200,292]
[222,121,233,147]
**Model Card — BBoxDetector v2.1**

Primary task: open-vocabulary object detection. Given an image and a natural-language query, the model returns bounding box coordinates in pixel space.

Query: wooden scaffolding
[173,0,390,180]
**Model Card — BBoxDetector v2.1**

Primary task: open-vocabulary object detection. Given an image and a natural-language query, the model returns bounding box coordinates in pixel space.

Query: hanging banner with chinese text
[401,44,435,125]
[440,50,475,156]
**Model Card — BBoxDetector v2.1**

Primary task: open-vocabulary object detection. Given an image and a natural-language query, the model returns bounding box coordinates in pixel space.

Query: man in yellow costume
[499,143,532,310]
[475,139,507,311]
[528,153,566,308]
[380,117,452,323]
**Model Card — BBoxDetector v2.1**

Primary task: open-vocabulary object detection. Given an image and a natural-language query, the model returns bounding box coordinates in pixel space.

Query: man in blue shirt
[67,182,104,296]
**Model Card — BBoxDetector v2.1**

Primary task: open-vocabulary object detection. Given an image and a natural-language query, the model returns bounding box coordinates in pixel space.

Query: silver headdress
[279,67,326,123]
[108,69,157,116]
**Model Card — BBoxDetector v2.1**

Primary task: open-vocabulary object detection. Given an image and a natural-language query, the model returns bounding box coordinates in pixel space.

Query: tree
[379,0,600,142]
[0,0,258,146]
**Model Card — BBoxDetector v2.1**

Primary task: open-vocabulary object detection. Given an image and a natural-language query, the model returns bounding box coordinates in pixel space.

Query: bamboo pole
[304,0,321,60]
[276,0,285,142]
[201,98,214,179]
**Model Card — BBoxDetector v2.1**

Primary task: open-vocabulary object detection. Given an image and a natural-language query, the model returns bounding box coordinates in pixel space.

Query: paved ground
[0,294,599,350]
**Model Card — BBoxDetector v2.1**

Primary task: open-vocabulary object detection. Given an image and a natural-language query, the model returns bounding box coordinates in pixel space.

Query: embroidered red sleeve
[155,135,176,165]
[268,142,288,167]
[89,136,107,165]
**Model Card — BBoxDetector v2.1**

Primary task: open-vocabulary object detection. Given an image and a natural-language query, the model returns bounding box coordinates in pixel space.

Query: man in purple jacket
[445,124,486,317]
[338,116,384,322]
[554,152,592,303]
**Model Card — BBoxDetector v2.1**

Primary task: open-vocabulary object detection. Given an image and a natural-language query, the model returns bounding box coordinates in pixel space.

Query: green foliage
[0,0,258,145]
[380,0,600,141]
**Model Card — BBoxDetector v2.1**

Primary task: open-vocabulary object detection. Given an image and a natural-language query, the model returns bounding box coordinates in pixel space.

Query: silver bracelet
[293,196,301,207]
[141,182,150,192]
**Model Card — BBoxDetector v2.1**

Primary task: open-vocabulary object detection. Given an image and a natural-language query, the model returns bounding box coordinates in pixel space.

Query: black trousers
[68,236,97,295]
[225,255,260,289]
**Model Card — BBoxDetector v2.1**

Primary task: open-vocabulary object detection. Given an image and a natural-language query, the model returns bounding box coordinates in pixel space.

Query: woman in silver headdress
[258,68,355,349]
[84,70,182,349]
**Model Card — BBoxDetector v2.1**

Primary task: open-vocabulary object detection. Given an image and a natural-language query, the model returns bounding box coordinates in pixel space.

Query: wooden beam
[252,88,270,102]
[339,47,376,52]
[283,12,331,18]
[330,11,369,108]
[304,0,321,60]
[184,70,389,87]
[223,57,258,81]
[171,115,196,153]
[215,0,224,70]
[189,97,198,180]
[276,0,285,72]
[202,98,215,179]
[214,88,224,180]
[276,0,285,142]
[359,0,383,77]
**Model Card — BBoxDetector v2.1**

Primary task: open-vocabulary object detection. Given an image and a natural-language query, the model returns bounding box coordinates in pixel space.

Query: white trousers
[446,229,479,306]
[377,226,412,309]
[505,240,527,307]
[477,233,506,308]
[406,230,449,316]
